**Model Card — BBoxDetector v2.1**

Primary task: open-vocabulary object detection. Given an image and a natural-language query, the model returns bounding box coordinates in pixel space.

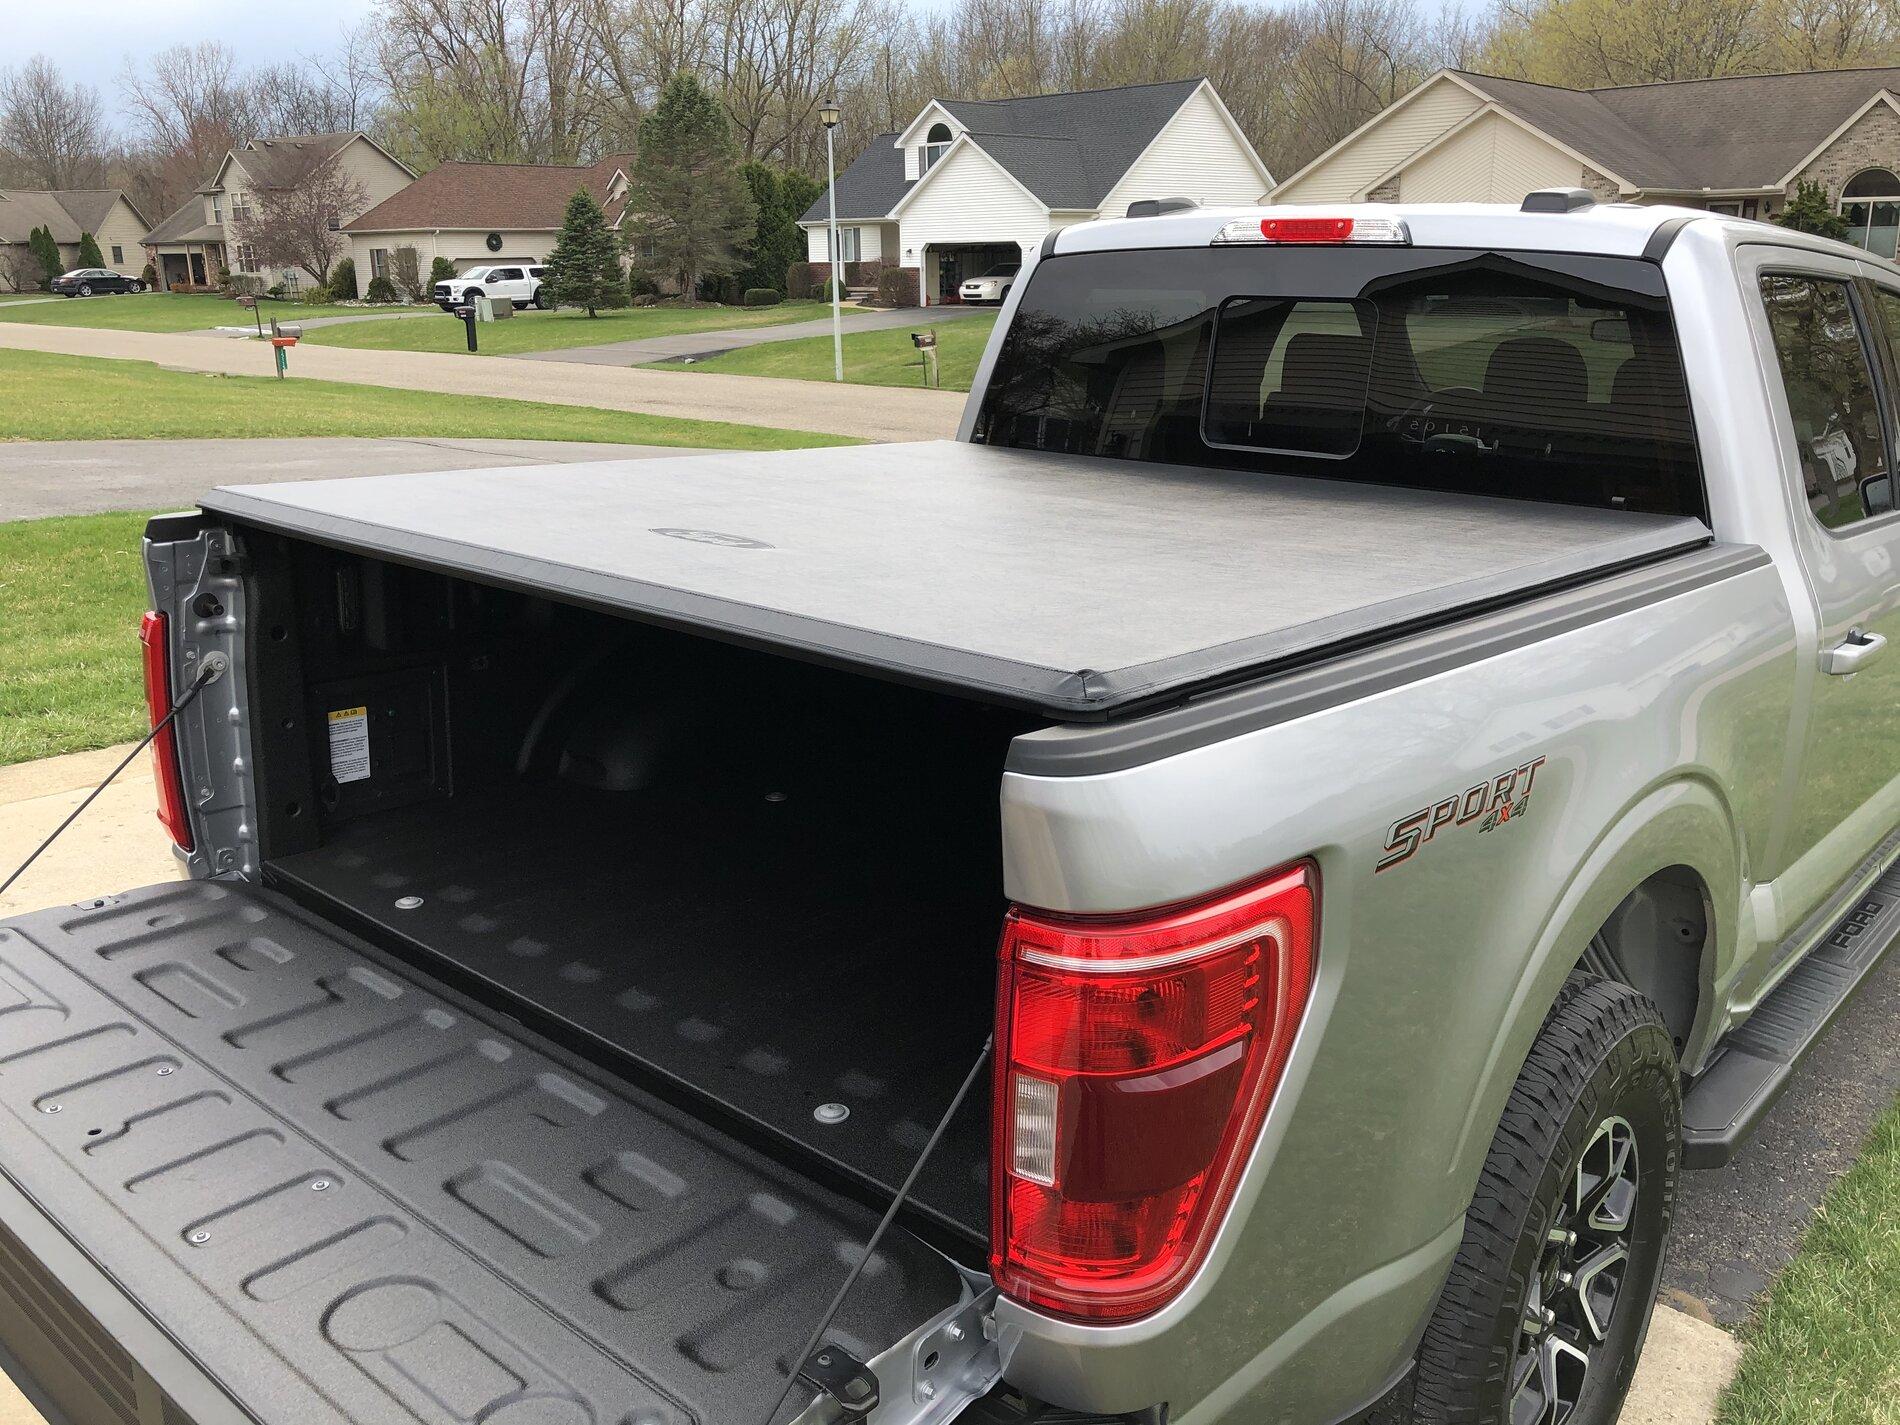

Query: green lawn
[1717,1093,1900,1425]
[0,511,150,765]
[0,292,399,331]
[304,300,832,355]
[661,312,998,391]
[0,348,852,448]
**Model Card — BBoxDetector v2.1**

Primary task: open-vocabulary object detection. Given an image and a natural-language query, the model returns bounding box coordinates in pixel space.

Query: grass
[0,512,150,765]
[662,312,998,390]
[304,299,831,355]
[0,348,853,448]
[1716,1093,1900,1425]
[0,292,393,331]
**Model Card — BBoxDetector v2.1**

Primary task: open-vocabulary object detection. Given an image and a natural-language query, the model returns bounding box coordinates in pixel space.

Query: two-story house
[141,132,414,291]
[801,79,1273,303]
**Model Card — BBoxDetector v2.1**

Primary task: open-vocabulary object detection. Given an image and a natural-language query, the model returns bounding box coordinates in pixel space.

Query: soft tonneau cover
[204,442,1712,716]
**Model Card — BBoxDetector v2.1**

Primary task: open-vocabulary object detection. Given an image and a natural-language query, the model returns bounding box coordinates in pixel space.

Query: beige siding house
[1271,67,1900,256]
[142,132,414,291]
[802,79,1272,304]
[0,190,150,291]
[341,156,634,297]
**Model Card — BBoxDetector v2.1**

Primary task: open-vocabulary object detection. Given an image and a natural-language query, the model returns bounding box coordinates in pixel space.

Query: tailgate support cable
[0,656,224,900]
[762,1035,994,1425]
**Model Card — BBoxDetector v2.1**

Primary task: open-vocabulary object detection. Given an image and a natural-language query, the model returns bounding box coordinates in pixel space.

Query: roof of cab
[1051,200,1718,260]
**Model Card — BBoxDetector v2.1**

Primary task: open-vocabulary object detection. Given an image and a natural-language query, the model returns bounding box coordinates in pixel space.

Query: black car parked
[50,268,144,297]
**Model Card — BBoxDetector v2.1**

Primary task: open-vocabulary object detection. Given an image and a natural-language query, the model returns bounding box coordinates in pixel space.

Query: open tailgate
[0,880,983,1425]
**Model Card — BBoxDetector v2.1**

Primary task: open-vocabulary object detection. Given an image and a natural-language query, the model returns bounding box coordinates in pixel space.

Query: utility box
[475,295,514,323]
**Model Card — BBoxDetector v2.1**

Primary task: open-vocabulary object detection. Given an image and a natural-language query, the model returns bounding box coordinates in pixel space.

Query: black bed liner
[201,443,1712,717]
[0,880,964,1425]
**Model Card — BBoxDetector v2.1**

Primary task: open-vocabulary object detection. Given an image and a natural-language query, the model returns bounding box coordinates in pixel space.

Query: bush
[629,268,662,299]
[225,272,266,298]
[328,257,358,301]
[168,282,213,294]
[786,261,817,300]
[364,274,399,303]
[429,256,456,287]
[299,287,332,306]
[267,283,286,298]
[76,231,105,269]
[141,262,158,288]
[743,287,782,307]
[876,266,920,308]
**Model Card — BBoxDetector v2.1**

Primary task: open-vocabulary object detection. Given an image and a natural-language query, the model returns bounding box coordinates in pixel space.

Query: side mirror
[1860,471,1896,516]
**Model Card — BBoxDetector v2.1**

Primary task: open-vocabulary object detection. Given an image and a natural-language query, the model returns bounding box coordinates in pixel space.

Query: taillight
[1213,215,1410,246]
[139,611,194,851]
[990,863,1316,1323]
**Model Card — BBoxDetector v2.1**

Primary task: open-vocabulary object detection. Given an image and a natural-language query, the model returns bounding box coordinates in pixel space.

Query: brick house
[1270,67,1900,257]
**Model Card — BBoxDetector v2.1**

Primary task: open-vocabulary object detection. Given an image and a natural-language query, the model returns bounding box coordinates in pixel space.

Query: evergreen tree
[1775,181,1851,242]
[542,187,627,316]
[737,163,822,296]
[76,231,105,268]
[625,74,757,306]
[28,227,61,289]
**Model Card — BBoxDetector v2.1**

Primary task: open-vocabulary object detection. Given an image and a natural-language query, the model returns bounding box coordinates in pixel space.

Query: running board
[1681,865,1900,1168]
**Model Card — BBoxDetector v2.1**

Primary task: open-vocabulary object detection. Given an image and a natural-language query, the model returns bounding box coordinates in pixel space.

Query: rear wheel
[533,287,549,309]
[78,283,92,296]
[1409,974,1679,1425]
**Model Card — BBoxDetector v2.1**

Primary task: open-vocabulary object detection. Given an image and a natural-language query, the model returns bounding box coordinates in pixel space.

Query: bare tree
[0,56,108,189]
[306,21,389,130]
[119,43,264,214]
[226,145,369,288]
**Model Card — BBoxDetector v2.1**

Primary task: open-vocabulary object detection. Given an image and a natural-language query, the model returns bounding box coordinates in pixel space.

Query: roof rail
[1521,188,1596,214]
[1126,196,1200,218]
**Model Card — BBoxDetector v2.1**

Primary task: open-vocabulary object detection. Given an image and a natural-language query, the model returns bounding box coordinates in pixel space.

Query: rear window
[973,246,1703,516]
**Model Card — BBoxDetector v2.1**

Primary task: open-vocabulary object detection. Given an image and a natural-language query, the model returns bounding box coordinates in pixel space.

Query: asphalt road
[1662,947,1900,1324]
[514,302,988,366]
[0,437,706,521]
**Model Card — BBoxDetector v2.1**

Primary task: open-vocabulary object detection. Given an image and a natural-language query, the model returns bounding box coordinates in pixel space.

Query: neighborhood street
[0,320,965,442]
[513,301,989,365]
[0,436,708,520]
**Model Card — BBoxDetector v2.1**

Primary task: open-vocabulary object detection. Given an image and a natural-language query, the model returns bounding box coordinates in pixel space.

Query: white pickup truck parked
[0,191,1895,1425]
[432,262,548,311]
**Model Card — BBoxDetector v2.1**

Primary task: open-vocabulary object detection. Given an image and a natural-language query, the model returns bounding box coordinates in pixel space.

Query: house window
[230,197,250,222]
[922,122,953,171]
[211,196,222,224]
[829,226,862,263]
[370,248,389,278]
[236,243,258,272]
[1841,168,1900,259]
[110,245,122,265]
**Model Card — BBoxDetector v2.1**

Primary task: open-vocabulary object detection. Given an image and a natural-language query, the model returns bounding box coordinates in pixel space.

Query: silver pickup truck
[2,191,1896,1425]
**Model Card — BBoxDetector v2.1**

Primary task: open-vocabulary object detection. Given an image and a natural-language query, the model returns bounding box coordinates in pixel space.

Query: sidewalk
[0,322,963,444]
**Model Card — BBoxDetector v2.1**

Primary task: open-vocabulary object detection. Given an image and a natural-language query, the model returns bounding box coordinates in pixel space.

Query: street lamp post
[819,97,843,382]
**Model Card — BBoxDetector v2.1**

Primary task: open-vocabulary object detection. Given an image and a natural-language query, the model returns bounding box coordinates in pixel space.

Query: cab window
[1759,274,1893,529]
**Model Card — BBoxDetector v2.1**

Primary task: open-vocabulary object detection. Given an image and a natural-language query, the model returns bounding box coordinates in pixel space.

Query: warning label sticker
[326,706,371,784]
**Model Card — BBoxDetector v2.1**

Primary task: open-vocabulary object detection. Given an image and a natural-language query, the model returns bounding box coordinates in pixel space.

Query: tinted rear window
[972,246,1703,516]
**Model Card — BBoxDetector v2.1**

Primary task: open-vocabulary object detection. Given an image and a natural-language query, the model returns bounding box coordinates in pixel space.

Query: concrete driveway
[514,304,989,367]
[0,437,708,521]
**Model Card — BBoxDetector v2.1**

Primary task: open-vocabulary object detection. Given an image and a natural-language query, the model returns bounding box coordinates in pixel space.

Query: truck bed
[0,881,968,1425]
[202,442,1712,716]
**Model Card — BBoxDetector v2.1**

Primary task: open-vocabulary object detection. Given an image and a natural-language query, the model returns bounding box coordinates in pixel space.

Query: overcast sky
[12,0,379,131]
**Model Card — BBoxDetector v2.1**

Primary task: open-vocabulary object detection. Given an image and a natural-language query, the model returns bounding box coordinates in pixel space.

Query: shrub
[267,283,286,298]
[786,261,816,300]
[299,287,332,306]
[743,287,782,307]
[225,272,266,298]
[141,262,158,288]
[629,268,661,299]
[876,266,920,308]
[364,274,399,303]
[429,256,456,287]
[1775,179,1851,241]
[389,245,426,303]
[77,231,105,269]
[328,257,358,301]
[696,273,743,305]
[28,226,60,289]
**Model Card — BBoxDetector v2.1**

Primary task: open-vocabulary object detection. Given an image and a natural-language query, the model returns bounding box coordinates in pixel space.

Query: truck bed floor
[0,880,963,1425]
[269,783,997,1239]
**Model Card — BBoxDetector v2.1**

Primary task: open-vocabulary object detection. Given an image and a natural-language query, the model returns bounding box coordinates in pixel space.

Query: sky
[9,0,379,131]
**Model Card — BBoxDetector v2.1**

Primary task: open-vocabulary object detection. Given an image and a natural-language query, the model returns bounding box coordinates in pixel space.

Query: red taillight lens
[991,863,1316,1323]
[139,611,194,852]
[1260,216,1355,243]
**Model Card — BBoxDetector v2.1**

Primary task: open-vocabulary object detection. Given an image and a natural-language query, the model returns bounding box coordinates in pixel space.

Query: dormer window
[922,122,953,171]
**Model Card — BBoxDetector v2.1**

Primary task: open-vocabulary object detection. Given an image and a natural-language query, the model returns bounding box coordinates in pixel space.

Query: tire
[79,284,92,296]
[532,288,549,310]
[1409,974,1680,1425]
[132,281,144,293]
[463,288,483,306]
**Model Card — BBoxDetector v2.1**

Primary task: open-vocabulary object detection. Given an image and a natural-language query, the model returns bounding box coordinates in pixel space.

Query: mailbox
[237,295,258,310]
[911,330,937,349]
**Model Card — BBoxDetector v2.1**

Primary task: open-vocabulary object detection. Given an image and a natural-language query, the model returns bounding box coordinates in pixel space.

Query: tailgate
[0,880,981,1425]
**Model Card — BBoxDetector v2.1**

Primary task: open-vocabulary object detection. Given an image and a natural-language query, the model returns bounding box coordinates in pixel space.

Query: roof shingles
[345,154,633,233]
[801,78,1204,223]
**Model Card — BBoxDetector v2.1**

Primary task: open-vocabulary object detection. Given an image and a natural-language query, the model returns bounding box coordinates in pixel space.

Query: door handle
[1821,627,1888,675]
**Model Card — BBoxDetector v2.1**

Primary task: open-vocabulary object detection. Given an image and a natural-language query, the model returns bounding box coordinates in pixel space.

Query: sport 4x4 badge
[1376,755,1547,873]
